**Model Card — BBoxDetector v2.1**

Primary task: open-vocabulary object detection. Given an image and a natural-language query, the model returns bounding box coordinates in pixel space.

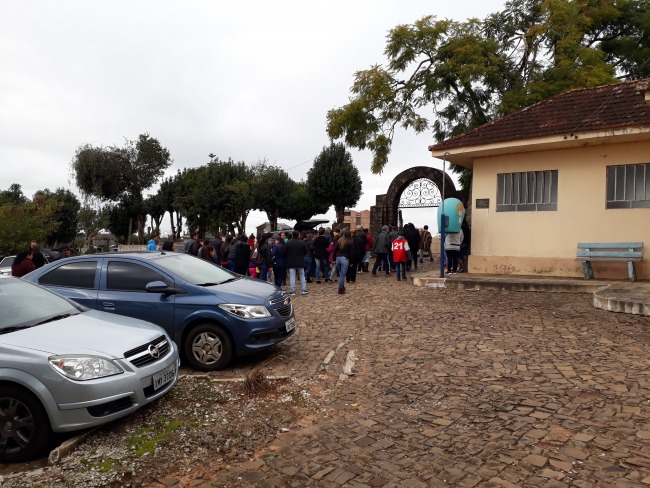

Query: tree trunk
[266,209,280,232]
[240,210,249,236]
[137,215,146,244]
[335,205,345,229]
[169,211,176,240]
[175,212,183,240]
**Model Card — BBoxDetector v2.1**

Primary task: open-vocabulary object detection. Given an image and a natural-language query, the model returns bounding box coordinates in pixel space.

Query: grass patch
[128,417,183,457]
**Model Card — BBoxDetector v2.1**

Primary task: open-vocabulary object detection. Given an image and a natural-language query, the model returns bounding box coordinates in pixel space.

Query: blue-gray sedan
[23,251,296,371]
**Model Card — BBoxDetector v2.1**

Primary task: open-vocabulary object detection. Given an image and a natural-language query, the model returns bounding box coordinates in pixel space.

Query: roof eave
[429,125,650,168]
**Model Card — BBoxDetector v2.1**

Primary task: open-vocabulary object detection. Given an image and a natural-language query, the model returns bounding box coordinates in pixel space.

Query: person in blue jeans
[313,228,330,283]
[335,231,353,294]
[286,230,309,296]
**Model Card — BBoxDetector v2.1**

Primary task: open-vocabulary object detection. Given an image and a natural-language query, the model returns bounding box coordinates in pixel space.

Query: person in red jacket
[11,249,36,278]
[391,232,410,281]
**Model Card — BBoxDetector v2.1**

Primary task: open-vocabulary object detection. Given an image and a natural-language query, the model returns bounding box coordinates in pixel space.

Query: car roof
[52,251,176,261]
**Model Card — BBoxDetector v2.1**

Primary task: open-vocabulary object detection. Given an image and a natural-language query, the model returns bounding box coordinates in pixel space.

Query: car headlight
[48,356,123,380]
[218,304,271,319]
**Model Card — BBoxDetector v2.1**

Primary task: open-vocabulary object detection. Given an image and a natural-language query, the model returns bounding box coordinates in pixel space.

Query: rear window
[106,261,172,291]
[39,261,98,289]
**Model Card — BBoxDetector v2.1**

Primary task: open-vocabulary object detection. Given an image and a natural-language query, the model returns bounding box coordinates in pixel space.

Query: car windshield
[0,278,82,331]
[0,256,15,268]
[154,254,239,285]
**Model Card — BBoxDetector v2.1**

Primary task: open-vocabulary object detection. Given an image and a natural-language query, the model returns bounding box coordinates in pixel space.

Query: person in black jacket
[404,223,420,271]
[347,230,365,284]
[234,235,251,275]
[211,234,223,265]
[285,230,309,296]
[29,240,46,268]
[313,228,330,283]
[257,233,274,282]
[272,235,288,288]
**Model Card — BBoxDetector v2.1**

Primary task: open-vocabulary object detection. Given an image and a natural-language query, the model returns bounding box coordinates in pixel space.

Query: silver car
[0,256,14,276]
[0,276,180,462]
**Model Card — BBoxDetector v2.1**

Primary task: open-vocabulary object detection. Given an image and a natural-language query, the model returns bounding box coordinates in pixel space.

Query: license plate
[152,363,176,390]
[285,317,296,332]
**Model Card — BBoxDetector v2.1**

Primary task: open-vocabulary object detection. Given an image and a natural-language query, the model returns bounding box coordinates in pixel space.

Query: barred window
[606,164,650,209]
[496,170,558,212]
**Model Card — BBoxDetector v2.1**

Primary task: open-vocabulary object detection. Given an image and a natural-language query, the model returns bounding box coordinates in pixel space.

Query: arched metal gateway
[369,166,467,236]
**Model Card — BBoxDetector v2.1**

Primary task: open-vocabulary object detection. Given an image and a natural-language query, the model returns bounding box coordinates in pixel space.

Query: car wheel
[184,324,233,371]
[0,385,52,463]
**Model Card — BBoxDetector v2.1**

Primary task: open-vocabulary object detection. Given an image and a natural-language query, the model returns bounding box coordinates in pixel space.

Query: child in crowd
[248,251,258,278]
[391,232,410,281]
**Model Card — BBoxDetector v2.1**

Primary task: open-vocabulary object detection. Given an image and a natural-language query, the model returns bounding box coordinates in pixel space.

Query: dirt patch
[0,375,322,487]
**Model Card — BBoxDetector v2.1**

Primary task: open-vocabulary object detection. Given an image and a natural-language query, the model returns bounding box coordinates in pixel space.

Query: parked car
[23,251,296,371]
[0,276,179,462]
[0,255,15,276]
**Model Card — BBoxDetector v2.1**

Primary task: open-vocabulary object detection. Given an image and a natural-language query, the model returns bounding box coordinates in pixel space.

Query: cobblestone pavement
[180,261,650,487]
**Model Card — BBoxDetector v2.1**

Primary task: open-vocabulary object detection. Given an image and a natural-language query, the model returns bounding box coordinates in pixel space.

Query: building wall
[343,209,371,231]
[469,140,650,279]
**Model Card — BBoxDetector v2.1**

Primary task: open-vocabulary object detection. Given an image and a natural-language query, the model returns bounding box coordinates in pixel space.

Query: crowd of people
[171,221,470,295]
[9,222,470,287]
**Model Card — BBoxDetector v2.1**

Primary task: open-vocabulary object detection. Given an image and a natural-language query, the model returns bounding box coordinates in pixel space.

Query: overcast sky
[1,0,506,236]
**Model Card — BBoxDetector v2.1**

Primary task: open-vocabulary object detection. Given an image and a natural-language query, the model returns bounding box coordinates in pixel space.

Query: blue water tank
[437,198,465,234]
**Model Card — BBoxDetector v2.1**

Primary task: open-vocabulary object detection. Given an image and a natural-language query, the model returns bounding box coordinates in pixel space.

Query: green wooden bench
[577,242,643,282]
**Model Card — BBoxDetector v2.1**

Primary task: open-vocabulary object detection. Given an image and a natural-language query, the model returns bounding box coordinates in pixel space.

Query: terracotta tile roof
[428,79,650,152]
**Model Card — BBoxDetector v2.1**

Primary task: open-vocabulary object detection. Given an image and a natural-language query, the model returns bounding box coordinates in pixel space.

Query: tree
[157,172,185,240]
[105,203,136,243]
[33,188,81,246]
[326,0,648,180]
[0,183,28,206]
[306,143,362,225]
[71,133,172,243]
[176,158,254,236]
[0,194,60,256]
[144,193,166,238]
[77,206,107,248]
[282,181,330,223]
[251,162,294,231]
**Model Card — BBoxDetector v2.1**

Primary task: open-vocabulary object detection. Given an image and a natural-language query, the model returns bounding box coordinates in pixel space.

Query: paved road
[180,261,650,487]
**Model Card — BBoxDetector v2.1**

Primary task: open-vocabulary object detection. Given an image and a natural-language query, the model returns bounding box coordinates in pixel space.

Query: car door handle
[102,302,116,310]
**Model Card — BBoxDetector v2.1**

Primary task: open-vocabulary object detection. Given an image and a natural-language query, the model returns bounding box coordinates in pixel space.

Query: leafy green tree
[327,0,647,180]
[33,188,81,246]
[144,193,166,237]
[176,158,254,236]
[71,133,172,243]
[282,181,329,223]
[77,206,107,248]
[157,172,185,240]
[0,183,28,206]
[0,194,60,256]
[251,162,294,231]
[306,143,362,225]
[105,203,137,244]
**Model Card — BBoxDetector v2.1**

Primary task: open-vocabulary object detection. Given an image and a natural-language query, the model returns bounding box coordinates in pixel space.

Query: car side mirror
[145,281,176,295]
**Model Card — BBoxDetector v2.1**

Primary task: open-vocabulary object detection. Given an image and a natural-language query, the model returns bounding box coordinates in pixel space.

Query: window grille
[606,164,650,209]
[496,170,558,212]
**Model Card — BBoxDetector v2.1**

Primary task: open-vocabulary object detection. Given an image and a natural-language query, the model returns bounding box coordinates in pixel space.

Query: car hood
[0,309,167,357]
[203,276,280,303]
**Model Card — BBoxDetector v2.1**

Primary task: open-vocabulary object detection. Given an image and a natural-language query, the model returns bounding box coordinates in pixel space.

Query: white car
[0,276,180,462]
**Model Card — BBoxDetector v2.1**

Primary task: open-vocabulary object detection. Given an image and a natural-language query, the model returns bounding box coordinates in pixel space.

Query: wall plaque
[475,198,490,209]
